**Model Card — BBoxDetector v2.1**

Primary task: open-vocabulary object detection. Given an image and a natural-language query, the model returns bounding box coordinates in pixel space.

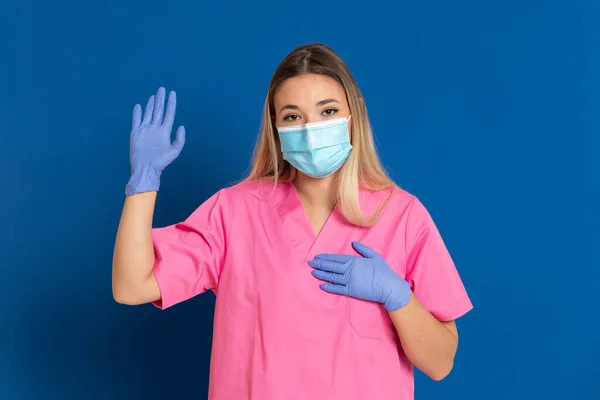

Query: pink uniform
[151,180,472,399]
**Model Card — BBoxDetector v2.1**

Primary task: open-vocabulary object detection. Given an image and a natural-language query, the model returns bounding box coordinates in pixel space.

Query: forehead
[274,74,346,107]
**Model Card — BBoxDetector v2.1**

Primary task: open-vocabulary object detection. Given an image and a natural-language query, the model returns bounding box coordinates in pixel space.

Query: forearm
[389,292,458,381]
[112,191,159,303]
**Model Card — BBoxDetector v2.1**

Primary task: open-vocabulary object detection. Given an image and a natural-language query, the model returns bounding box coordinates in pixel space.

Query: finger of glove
[142,95,155,125]
[320,283,349,296]
[172,125,186,153]
[308,259,348,274]
[132,104,142,132]
[162,90,177,128]
[352,241,379,258]
[312,270,346,285]
[152,87,166,125]
[314,253,354,264]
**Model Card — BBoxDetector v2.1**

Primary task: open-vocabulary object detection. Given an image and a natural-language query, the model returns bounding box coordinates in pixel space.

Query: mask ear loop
[346,115,353,143]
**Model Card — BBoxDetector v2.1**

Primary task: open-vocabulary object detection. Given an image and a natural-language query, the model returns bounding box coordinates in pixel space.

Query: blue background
[1,0,598,399]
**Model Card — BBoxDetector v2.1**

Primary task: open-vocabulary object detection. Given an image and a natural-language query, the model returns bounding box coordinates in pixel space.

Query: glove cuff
[382,278,411,312]
[125,166,161,195]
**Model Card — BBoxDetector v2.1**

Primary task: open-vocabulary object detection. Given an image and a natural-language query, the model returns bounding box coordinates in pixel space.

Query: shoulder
[185,180,276,224]
[220,179,275,196]
[361,186,436,232]
[360,185,417,216]
[387,187,435,220]
[215,179,285,206]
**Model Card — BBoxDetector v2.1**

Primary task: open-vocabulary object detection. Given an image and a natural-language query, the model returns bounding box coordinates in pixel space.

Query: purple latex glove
[308,241,411,312]
[125,87,186,195]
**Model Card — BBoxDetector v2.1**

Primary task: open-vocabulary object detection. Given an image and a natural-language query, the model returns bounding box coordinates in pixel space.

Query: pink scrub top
[151,180,473,400]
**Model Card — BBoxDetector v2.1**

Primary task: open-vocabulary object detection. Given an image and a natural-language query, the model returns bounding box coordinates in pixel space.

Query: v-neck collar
[274,182,353,263]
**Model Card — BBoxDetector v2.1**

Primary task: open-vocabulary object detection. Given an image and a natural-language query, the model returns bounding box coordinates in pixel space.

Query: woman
[112,43,473,399]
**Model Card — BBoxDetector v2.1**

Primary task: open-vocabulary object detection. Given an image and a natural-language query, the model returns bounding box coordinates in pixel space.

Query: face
[273,74,351,130]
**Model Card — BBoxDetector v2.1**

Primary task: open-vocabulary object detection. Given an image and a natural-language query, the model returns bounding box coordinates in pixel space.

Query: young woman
[112,43,473,399]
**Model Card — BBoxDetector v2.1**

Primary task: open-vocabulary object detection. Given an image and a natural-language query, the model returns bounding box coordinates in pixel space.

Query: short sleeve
[151,189,230,310]
[404,197,473,321]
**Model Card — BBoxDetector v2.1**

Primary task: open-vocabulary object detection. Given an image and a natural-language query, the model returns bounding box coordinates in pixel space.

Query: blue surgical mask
[277,116,352,178]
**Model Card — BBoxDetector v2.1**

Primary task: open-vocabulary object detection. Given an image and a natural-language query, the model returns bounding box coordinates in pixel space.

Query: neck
[293,172,337,210]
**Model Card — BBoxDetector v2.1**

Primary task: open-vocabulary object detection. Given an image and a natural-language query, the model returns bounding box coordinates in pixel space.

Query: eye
[283,114,301,122]
[322,108,339,117]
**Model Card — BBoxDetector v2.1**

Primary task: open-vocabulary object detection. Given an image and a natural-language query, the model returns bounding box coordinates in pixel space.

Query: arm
[112,191,161,305]
[389,292,458,381]
[112,87,185,305]
[393,197,472,379]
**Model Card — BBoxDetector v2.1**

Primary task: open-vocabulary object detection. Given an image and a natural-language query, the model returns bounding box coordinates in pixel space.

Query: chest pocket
[348,297,394,340]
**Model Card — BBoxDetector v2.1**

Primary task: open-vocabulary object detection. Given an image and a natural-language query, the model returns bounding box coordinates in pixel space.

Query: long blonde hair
[244,43,397,227]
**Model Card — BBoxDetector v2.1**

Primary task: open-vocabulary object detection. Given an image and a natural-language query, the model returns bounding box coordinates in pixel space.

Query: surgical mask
[277,116,352,178]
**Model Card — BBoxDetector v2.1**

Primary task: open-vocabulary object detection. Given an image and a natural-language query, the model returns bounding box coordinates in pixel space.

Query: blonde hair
[244,43,397,227]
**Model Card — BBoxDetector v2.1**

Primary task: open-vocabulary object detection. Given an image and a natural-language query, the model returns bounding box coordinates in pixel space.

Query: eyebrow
[279,98,340,112]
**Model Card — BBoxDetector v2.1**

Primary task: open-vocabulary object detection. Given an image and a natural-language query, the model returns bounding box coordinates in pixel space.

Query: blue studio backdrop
[1,1,598,399]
